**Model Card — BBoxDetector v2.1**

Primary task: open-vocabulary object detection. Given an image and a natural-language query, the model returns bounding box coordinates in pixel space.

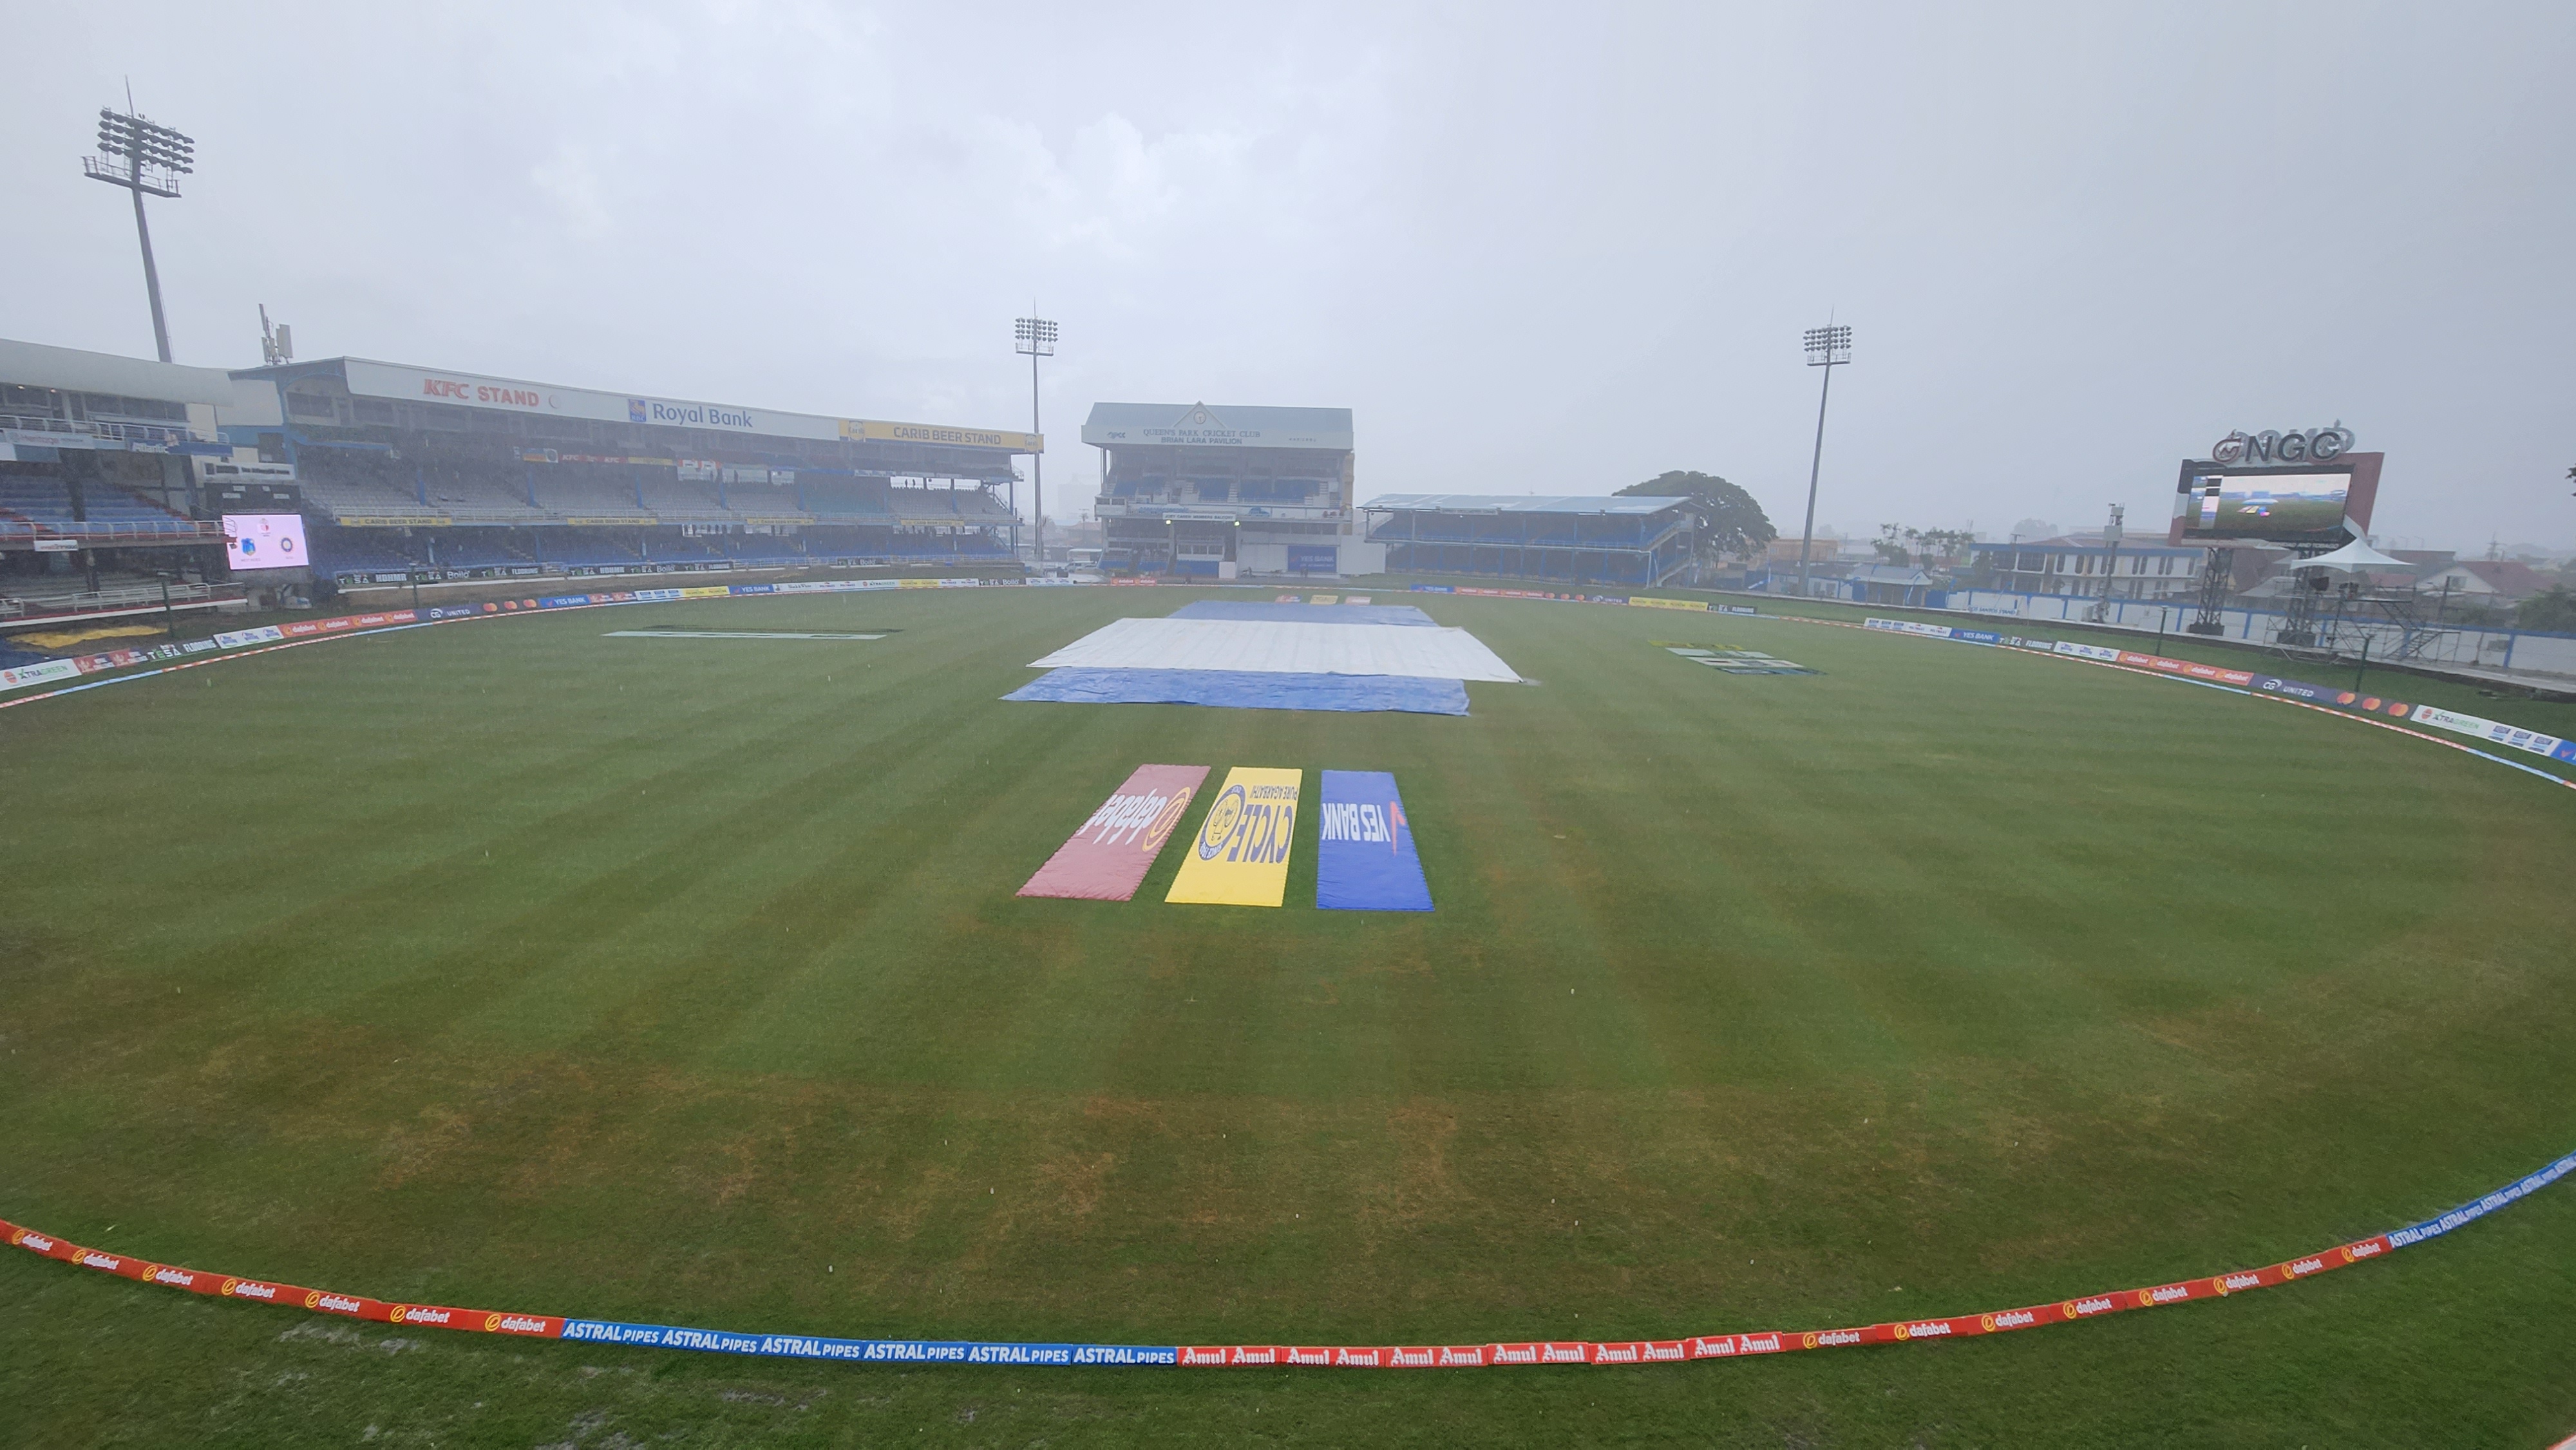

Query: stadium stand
[231,359,1038,584]
[1362,494,1698,587]
[0,477,214,541]
[1082,402,1366,575]
[3,339,1039,598]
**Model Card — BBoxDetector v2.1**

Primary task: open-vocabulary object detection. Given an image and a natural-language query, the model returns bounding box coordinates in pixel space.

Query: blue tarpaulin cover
[1315,769,1434,910]
[1168,601,1439,627]
[1004,668,1468,715]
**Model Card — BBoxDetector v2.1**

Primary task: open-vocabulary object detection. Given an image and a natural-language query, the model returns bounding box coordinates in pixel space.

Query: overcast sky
[4,2,2570,550]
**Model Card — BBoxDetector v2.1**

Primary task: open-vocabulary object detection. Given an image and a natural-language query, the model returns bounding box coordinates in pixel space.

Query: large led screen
[2184,472,2349,537]
[222,513,310,571]
[2168,454,2380,548]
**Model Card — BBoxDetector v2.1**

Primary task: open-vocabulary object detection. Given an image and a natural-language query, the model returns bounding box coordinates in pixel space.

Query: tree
[1619,472,1776,561]
[1869,524,1977,568]
[2517,585,2576,634]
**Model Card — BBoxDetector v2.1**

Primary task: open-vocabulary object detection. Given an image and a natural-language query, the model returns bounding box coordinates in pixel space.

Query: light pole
[84,100,195,363]
[1014,316,1057,572]
[2089,503,2124,623]
[1795,324,1852,603]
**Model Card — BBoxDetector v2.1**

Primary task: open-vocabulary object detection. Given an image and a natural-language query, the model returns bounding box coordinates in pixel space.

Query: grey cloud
[3,0,2568,544]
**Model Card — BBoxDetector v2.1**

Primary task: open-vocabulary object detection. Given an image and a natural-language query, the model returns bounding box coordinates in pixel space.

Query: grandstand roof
[1082,402,1352,451]
[1363,494,1690,516]
[0,337,249,408]
[231,356,1041,453]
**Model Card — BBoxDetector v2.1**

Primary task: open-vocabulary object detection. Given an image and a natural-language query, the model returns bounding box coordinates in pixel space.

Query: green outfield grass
[3,585,2573,1447]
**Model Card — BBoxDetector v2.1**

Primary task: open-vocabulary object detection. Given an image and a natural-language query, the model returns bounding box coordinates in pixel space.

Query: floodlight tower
[2088,502,2125,623]
[84,100,196,363]
[1794,323,1853,601]
[1014,315,1057,569]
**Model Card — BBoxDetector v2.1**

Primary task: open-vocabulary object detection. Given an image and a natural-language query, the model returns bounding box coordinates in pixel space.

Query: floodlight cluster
[87,108,195,197]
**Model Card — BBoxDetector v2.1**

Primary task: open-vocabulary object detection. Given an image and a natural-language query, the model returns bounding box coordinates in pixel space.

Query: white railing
[0,580,242,621]
[0,413,199,448]
[1938,588,2576,682]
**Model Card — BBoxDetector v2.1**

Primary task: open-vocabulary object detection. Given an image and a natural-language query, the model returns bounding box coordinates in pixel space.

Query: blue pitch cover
[1315,769,1434,911]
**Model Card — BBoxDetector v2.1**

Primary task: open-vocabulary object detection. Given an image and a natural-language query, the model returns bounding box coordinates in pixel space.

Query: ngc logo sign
[2209,426,2354,466]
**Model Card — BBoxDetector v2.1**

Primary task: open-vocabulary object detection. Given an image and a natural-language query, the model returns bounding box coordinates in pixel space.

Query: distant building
[1968,534,2202,602]
[1761,534,1875,567]
[1841,563,1942,606]
[1361,494,1698,587]
[2413,558,2554,602]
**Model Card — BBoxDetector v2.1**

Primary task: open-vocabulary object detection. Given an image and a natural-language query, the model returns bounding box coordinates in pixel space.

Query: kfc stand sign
[417,375,556,410]
[337,359,836,442]
[345,360,582,419]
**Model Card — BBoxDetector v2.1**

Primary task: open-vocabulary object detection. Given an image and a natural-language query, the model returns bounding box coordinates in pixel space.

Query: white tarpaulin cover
[1028,617,1522,683]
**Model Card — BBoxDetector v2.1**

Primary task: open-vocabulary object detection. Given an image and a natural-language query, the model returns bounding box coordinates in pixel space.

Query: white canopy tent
[2284,538,2413,574]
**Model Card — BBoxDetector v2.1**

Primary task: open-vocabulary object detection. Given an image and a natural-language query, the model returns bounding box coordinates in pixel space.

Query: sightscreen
[223,513,310,571]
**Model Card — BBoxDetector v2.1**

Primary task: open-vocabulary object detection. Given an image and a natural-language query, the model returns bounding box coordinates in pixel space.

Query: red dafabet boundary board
[1018,765,1209,901]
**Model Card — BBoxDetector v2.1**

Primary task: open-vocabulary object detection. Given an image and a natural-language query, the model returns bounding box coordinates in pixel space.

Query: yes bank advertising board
[337,361,1037,451]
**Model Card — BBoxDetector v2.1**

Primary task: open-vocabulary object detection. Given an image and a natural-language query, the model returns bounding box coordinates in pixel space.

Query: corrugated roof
[0,337,246,408]
[1362,493,1690,516]
[2448,559,2554,596]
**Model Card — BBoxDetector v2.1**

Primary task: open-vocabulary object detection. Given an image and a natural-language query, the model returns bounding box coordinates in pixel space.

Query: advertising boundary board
[8,1146,2571,1371]
[6,577,2563,775]
[9,578,2564,781]
[5,581,2576,1371]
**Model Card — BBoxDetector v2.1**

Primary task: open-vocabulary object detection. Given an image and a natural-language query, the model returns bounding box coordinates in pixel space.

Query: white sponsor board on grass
[1864,617,1956,640]
[2052,641,2125,663]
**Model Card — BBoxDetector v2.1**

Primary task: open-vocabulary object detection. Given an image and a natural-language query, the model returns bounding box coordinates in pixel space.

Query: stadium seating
[634,478,739,520]
[305,532,427,576]
[306,516,1013,583]
[296,460,550,524]
[533,472,659,518]
[800,487,896,520]
[0,479,205,538]
[1236,477,1327,502]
